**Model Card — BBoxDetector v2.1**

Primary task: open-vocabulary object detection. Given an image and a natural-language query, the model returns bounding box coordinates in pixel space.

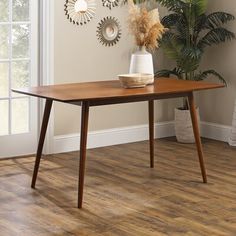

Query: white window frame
[0,0,39,158]
[39,0,54,154]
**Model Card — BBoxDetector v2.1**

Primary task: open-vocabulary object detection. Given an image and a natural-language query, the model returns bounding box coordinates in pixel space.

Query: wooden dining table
[13,78,224,208]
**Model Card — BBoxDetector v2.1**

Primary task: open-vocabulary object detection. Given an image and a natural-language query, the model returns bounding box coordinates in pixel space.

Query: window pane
[0,100,9,136]
[12,0,29,22]
[0,0,9,22]
[12,60,29,97]
[0,25,10,59]
[12,24,29,58]
[0,62,9,98]
[11,98,29,134]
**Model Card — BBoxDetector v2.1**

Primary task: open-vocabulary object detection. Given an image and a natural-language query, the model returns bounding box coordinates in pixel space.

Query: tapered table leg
[149,100,154,168]
[188,93,207,183]
[31,99,53,188]
[78,101,90,208]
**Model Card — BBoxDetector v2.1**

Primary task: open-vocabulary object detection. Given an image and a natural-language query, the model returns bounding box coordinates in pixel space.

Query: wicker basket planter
[175,108,200,143]
[229,99,236,146]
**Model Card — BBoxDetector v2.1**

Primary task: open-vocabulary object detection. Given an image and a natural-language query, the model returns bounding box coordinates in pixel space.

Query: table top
[12,78,225,103]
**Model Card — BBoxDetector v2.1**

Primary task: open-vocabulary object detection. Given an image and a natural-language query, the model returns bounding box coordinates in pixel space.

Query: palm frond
[175,17,189,40]
[161,13,188,43]
[198,27,235,49]
[181,46,202,60]
[205,12,235,29]
[161,34,202,73]
[180,0,207,33]
[156,0,186,13]
[122,0,145,4]
[177,55,200,73]
[194,70,227,85]
[161,13,181,28]
[160,32,183,60]
[194,14,207,35]
[175,45,202,73]
[191,0,208,17]
[155,68,183,79]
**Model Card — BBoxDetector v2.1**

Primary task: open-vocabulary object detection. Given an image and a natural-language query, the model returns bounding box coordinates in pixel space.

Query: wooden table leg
[149,100,154,168]
[188,93,207,183]
[31,99,53,188]
[78,101,90,208]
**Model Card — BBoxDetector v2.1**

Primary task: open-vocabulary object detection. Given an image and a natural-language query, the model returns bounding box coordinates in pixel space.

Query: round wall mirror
[74,0,88,13]
[102,0,119,10]
[97,17,121,47]
[102,22,118,41]
[64,0,96,26]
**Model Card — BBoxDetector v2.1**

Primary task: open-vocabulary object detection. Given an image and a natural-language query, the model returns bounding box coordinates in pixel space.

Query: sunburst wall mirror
[102,0,119,10]
[97,16,121,47]
[64,0,96,26]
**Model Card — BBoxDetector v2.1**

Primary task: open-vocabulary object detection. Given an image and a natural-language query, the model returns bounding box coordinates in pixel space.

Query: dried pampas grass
[127,0,167,51]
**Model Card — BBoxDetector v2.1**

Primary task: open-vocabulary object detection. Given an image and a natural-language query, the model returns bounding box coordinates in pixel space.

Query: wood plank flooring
[0,138,236,235]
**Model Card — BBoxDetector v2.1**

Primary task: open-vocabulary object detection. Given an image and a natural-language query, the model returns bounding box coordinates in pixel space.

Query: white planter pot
[229,99,236,146]
[175,108,200,143]
[129,46,154,84]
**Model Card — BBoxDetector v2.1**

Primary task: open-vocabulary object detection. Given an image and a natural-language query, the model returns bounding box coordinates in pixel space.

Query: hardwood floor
[0,138,236,236]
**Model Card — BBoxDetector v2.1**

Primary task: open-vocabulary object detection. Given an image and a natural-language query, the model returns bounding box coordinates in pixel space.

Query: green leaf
[156,0,186,13]
[161,13,181,28]
[198,27,235,49]
[181,46,202,60]
[155,68,183,79]
[205,12,235,29]
[194,70,227,85]
[160,32,183,60]
[175,17,189,40]
[191,0,208,17]
[177,54,200,73]
[194,14,207,35]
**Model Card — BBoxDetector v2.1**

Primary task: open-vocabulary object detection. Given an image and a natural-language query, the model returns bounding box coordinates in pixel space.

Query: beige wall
[54,1,179,135]
[197,0,236,125]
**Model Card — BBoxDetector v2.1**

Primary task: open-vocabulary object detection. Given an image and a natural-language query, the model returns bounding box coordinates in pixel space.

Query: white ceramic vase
[175,108,200,143]
[129,46,154,84]
[228,99,236,146]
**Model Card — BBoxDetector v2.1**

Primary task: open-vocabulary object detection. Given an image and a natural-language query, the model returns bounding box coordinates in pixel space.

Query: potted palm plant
[155,0,235,143]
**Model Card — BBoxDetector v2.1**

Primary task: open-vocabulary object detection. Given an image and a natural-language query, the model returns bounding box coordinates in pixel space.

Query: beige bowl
[118,73,154,89]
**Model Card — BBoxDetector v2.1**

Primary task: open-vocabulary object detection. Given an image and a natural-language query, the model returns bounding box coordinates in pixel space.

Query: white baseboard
[53,121,232,154]
[53,122,175,154]
[201,122,231,143]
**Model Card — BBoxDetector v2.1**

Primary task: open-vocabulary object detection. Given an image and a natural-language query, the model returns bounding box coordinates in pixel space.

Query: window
[0,0,31,136]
